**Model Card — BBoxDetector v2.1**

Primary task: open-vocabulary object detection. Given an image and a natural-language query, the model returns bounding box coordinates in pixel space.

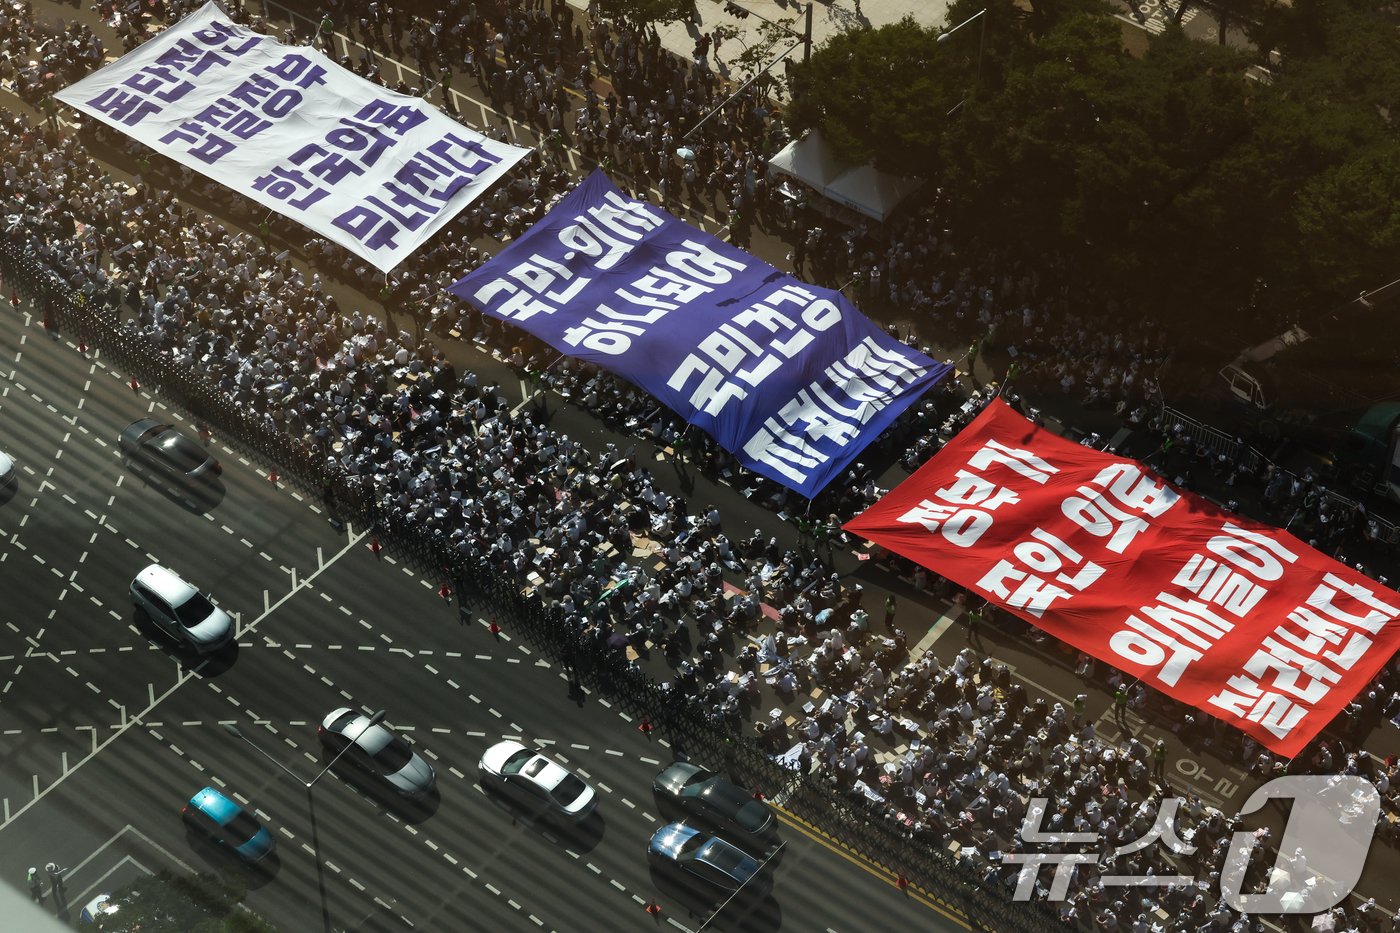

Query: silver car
[318,708,436,799]
[130,564,234,653]
[479,740,597,822]
[0,449,15,486]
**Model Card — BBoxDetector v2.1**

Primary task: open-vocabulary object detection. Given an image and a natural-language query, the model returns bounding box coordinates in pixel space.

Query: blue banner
[448,170,951,496]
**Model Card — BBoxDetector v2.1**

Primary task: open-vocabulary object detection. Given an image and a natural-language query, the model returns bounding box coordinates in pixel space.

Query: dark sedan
[653,762,776,843]
[648,822,764,895]
[119,419,220,480]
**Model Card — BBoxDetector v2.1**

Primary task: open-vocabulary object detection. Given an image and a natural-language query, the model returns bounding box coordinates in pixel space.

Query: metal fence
[1160,403,1399,544]
[0,238,1064,931]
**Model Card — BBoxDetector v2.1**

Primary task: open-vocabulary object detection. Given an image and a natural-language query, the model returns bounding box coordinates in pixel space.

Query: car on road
[648,822,763,894]
[652,762,776,843]
[181,787,275,864]
[318,708,436,799]
[130,564,234,653]
[118,418,220,481]
[0,449,15,486]
[479,739,597,822]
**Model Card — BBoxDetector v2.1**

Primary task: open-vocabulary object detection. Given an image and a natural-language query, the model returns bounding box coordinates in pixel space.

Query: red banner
[845,398,1400,758]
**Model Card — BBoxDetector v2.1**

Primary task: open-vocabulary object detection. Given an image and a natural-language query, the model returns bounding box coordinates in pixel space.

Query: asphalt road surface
[0,306,968,931]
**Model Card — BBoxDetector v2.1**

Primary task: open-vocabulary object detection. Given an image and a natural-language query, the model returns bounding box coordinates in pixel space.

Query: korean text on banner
[448,169,951,496]
[844,398,1400,758]
[55,2,529,272]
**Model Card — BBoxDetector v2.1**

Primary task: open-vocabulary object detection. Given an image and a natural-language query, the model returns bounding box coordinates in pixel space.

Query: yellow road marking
[771,803,973,929]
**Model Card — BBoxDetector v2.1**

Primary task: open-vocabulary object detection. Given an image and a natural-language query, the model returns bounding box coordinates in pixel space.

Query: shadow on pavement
[647,864,783,933]
[313,748,443,825]
[477,783,607,855]
[122,455,226,514]
[131,609,240,676]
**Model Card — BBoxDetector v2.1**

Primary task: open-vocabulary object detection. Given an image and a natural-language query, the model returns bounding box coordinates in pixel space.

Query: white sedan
[318,708,436,799]
[479,740,597,823]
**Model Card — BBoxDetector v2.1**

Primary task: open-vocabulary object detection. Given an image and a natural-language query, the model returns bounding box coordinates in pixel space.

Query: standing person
[1153,739,1168,782]
[1113,684,1129,728]
[27,867,43,904]
[1072,693,1087,731]
[883,593,896,629]
[963,597,983,641]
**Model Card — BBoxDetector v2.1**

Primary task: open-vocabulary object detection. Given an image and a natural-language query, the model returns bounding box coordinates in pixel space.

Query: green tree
[786,16,951,176]
[719,15,800,100]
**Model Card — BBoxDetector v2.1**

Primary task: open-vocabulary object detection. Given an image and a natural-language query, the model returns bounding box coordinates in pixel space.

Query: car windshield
[550,773,588,806]
[500,749,534,775]
[676,832,707,860]
[159,433,208,471]
[173,592,216,628]
[223,809,261,847]
[700,841,748,874]
[678,769,710,792]
[370,734,414,772]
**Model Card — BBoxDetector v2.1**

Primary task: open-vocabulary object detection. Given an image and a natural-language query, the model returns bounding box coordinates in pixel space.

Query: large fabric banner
[55,2,528,272]
[845,398,1400,758]
[448,170,951,496]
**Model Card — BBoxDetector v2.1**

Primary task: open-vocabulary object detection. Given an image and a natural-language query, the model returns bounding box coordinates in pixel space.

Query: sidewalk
[566,0,952,76]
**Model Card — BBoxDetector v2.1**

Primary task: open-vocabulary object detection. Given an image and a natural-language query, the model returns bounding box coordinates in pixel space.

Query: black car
[119,419,220,481]
[652,762,776,843]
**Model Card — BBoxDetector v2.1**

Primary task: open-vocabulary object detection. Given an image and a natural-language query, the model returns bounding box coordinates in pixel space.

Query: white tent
[769,127,845,191]
[822,164,926,223]
[768,129,922,223]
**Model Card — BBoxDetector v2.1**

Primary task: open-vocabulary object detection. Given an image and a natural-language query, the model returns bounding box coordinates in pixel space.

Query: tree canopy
[785,0,1400,335]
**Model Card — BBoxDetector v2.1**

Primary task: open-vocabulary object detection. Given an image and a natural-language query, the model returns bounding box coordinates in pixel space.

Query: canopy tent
[768,129,922,223]
[822,164,925,224]
[768,127,845,191]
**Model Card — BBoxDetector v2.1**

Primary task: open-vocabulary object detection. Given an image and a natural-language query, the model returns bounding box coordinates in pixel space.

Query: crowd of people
[3,1,1400,931]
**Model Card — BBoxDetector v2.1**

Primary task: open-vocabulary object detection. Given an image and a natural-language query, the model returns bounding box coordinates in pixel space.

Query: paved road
[0,306,967,931]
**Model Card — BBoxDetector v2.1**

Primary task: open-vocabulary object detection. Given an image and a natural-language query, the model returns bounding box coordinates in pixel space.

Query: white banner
[56,2,529,272]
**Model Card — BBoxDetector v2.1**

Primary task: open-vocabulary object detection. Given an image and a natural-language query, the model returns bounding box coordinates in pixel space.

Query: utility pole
[804,2,813,64]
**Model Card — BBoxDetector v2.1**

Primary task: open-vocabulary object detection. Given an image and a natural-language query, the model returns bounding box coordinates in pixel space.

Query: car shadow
[477,783,606,854]
[182,827,280,889]
[122,456,226,513]
[314,748,442,824]
[647,864,782,932]
[132,610,239,676]
[0,481,17,505]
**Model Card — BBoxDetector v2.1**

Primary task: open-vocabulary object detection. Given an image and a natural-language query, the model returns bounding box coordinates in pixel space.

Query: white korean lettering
[897,500,992,548]
[935,470,1020,510]
[967,438,1058,484]
[1062,487,1149,554]
[1109,626,1204,687]
[1172,554,1267,617]
[1206,522,1300,582]
[1305,573,1400,635]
